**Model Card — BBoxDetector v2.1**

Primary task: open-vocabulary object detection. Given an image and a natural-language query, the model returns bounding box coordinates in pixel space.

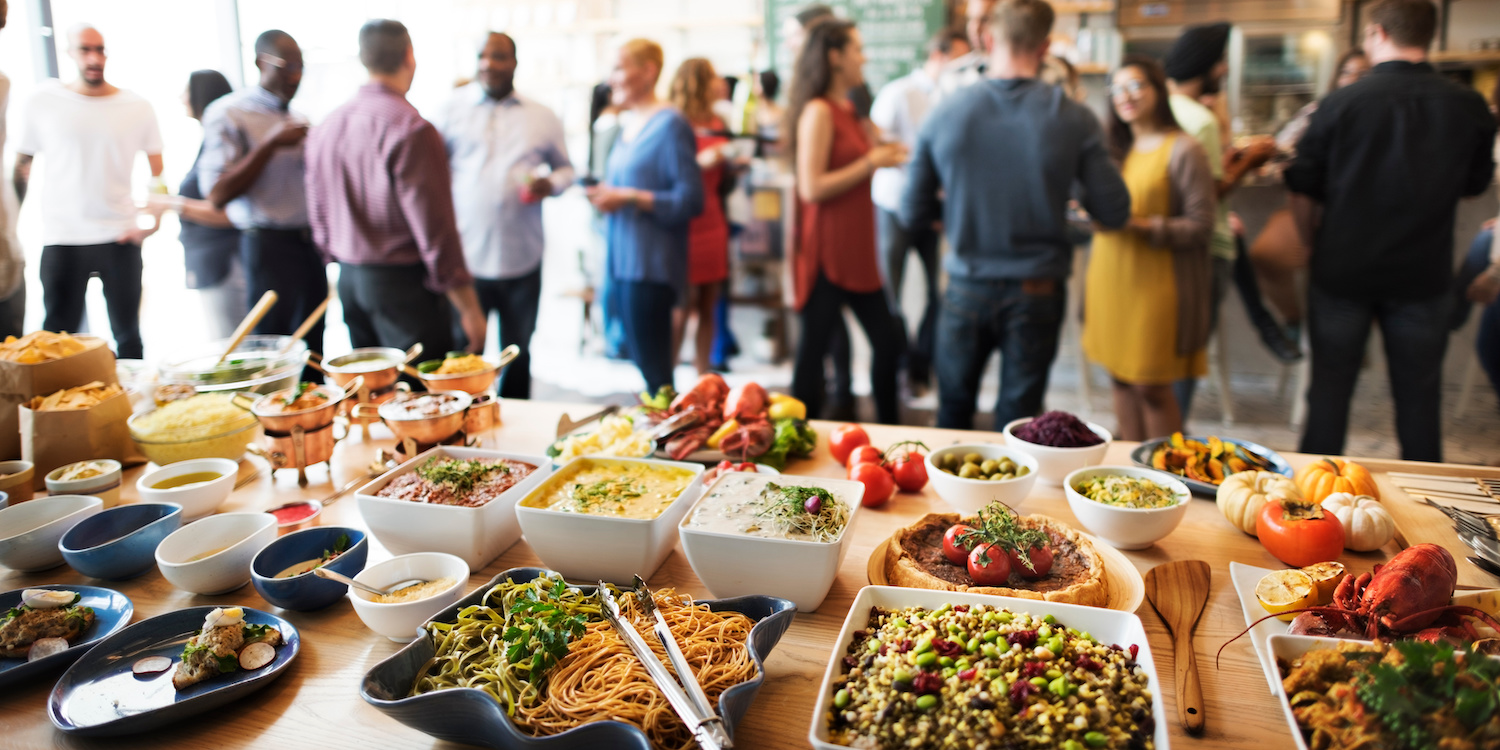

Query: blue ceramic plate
[361,567,796,749]
[1130,435,1293,496]
[0,585,133,690]
[47,606,299,736]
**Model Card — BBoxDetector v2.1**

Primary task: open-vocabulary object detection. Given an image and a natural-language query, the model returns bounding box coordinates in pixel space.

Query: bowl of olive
[924,444,1039,515]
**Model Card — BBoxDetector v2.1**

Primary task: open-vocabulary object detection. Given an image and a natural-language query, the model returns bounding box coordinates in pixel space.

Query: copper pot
[464,392,500,435]
[259,422,341,467]
[354,390,471,445]
[313,344,422,393]
[238,376,364,433]
[412,344,519,395]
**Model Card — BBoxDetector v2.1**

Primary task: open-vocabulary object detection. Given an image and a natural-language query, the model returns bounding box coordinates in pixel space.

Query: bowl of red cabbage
[1003,412,1112,486]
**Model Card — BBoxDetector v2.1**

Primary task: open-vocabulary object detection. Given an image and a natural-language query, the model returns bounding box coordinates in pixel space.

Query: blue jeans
[1300,283,1449,462]
[1455,228,1500,413]
[616,279,676,394]
[936,277,1066,430]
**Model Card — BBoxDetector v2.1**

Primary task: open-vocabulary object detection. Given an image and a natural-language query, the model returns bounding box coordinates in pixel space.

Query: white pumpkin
[1321,492,1395,552]
[1216,470,1303,536]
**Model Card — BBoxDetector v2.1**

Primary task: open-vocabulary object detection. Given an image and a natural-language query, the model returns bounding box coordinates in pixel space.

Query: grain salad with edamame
[935,452,1030,482]
[826,603,1155,749]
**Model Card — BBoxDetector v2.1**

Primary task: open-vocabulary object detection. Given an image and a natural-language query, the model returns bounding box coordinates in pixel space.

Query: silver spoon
[313,567,426,597]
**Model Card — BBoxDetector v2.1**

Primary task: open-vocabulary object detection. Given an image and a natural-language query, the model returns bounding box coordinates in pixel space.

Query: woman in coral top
[785,18,907,424]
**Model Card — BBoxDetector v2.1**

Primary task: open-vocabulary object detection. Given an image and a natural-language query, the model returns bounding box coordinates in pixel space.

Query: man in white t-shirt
[14,24,163,359]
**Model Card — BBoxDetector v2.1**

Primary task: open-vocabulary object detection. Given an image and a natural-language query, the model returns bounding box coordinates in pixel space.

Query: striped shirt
[305,82,472,294]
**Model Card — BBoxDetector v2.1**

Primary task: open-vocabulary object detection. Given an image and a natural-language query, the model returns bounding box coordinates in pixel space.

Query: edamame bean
[916,694,939,711]
[916,652,937,668]
[834,689,850,709]
[938,656,955,668]
[1084,731,1108,747]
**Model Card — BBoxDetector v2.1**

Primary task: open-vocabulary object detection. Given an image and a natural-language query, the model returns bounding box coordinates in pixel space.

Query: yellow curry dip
[522,460,696,520]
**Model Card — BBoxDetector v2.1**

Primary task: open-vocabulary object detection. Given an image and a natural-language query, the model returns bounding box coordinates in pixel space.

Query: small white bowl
[515,456,705,585]
[45,459,123,509]
[156,511,278,594]
[0,494,105,571]
[924,444,1039,515]
[349,552,470,642]
[136,458,239,521]
[1003,417,1112,486]
[679,472,864,612]
[1063,465,1191,550]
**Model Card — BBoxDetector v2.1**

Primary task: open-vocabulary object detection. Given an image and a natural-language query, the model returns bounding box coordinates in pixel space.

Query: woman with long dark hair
[785,18,906,424]
[1083,56,1216,440]
[147,70,245,338]
[668,57,731,376]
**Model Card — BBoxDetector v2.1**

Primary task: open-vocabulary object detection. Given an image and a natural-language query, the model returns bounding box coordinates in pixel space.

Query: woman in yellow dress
[1084,57,1216,441]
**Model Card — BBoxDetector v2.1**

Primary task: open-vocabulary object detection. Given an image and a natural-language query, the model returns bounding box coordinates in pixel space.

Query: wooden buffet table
[2,400,1494,749]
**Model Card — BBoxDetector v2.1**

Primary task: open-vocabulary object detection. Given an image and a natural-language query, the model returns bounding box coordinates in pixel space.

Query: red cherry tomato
[736,462,757,472]
[1006,543,1054,580]
[967,543,1012,586]
[1256,497,1345,568]
[848,460,895,508]
[942,524,976,565]
[829,424,871,465]
[846,445,883,468]
[889,452,928,492]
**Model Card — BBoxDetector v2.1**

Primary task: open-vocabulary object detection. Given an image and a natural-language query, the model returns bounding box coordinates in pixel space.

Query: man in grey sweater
[903,0,1130,430]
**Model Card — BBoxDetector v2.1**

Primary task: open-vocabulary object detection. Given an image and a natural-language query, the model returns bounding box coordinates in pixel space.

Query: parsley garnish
[567,479,642,508]
[1352,640,1500,749]
[416,457,504,495]
[316,534,351,567]
[282,382,315,406]
[500,577,588,681]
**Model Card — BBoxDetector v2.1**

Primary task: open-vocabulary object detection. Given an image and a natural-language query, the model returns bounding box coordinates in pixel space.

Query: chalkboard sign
[766,0,950,90]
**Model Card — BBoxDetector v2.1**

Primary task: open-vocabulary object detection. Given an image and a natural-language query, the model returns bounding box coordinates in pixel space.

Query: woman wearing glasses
[1083,56,1216,440]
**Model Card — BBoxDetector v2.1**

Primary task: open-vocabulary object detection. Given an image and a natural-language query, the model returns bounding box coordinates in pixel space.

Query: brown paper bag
[20,388,143,489]
[0,336,117,460]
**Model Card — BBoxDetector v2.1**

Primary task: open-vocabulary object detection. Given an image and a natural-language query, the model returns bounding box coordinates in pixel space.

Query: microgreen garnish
[416,457,506,495]
[755,483,849,542]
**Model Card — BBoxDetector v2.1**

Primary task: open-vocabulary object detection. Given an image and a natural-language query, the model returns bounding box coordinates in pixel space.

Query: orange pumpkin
[1295,458,1379,503]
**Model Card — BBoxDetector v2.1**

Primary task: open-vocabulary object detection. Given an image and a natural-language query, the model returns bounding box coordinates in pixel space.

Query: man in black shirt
[1285,0,1496,462]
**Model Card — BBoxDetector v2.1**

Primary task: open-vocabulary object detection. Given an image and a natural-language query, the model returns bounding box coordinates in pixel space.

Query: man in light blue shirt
[199,30,324,368]
[438,32,572,399]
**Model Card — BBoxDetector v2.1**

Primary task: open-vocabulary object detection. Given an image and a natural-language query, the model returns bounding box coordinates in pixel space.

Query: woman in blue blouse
[587,38,705,393]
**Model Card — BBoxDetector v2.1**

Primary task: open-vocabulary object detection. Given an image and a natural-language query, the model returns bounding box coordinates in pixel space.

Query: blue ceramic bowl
[251,526,368,611]
[0,490,9,511]
[361,567,796,749]
[58,503,182,580]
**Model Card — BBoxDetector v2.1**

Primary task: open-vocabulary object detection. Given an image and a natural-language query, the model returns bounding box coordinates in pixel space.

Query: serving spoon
[313,567,426,597]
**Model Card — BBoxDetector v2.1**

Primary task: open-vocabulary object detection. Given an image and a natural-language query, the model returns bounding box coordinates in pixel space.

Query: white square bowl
[679,472,864,612]
[808,585,1170,750]
[355,446,552,570]
[514,455,704,585]
[1266,634,1354,750]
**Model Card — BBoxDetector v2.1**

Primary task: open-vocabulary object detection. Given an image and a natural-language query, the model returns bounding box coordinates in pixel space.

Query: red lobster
[1223,544,1500,657]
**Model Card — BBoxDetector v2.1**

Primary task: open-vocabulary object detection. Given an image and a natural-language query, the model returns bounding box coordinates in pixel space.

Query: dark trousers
[40,242,143,359]
[338,262,454,365]
[878,208,940,383]
[453,267,542,399]
[616,279,676,394]
[936,276,1066,431]
[1300,283,1448,462]
[791,274,900,424]
[242,229,326,372]
[0,283,26,340]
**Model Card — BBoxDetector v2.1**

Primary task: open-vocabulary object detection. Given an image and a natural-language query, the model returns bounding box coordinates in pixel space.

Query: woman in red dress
[668,58,732,375]
[785,18,907,424]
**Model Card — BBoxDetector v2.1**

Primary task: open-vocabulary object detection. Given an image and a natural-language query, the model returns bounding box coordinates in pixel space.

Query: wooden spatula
[1143,560,1211,735]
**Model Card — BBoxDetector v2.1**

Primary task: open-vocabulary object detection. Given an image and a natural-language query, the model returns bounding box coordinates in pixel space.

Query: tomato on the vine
[942,524,976,565]
[967,543,1012,585]
[846,445,883,469]
[884,441,929,492]
[848,460,895,508]
[829,424,870,465]
[1006,543,1054,580]
[1256,497,1345,567]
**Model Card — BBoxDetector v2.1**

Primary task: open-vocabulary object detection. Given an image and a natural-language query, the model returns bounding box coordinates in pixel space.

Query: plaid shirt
[306,82,472,294]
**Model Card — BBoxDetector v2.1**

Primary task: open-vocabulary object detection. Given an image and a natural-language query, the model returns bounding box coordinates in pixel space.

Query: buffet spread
[0,335,1498,750]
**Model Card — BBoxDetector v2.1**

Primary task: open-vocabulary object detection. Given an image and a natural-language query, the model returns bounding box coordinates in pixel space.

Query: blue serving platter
[0,585,133,690]
[361,567,796,749]
[1131,435,1293,496]
[48,605,299,736]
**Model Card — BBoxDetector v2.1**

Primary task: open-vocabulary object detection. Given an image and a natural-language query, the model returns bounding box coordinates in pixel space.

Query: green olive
[959,464,981,479]
[998,458,1016,473]
[963,452,983,466]
[990,473,1009,481]
[1016,465,1031,477]
[943,453,960,470]
[941,467,955,475]
[980,459,999,475]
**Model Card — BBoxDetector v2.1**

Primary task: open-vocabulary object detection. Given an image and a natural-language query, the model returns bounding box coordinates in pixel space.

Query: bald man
[15,24,163,359]
[199,29,324,373]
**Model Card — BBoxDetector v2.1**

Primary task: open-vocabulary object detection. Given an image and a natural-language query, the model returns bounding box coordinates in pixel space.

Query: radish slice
[27,637,68,662]
[238,642,275,670]
[132,656,173,675]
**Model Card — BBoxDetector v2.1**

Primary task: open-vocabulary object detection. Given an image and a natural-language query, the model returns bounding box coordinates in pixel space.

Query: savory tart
[172,607,282,690]
[884,509,1109,607]
[0,589,95,658]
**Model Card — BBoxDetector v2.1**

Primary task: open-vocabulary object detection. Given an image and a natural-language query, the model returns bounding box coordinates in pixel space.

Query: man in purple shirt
[306,19,486,358]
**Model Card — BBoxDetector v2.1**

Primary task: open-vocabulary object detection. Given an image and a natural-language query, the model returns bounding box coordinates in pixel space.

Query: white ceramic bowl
[45,459,123,509]
[349,552,471,642]
[679,472,863,612]
[924,443,1039,515]
[136,458,240,521]
[515,456,705,585]
[807,585,1169,750]
[355,447,552,570]
[155,511,278,594]
[0,494,105,571]
[1063,465,1191,550]
[1003,417,1113,486]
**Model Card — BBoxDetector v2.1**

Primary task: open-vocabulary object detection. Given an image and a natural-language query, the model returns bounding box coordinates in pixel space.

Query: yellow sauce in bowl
[523,461,696,520]
[151,471,222,489]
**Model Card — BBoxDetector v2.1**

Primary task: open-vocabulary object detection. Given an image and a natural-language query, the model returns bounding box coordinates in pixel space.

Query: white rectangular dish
[1228,561,1293,694]
[1266,633,1356,750]
[355,446,552,570]
[808,585,1169,749]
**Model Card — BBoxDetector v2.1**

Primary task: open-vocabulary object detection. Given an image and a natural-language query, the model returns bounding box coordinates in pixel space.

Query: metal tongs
[595,578,732,750]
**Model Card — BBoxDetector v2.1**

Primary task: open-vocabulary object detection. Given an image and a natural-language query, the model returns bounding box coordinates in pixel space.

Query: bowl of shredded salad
[1063,467,1190,550]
